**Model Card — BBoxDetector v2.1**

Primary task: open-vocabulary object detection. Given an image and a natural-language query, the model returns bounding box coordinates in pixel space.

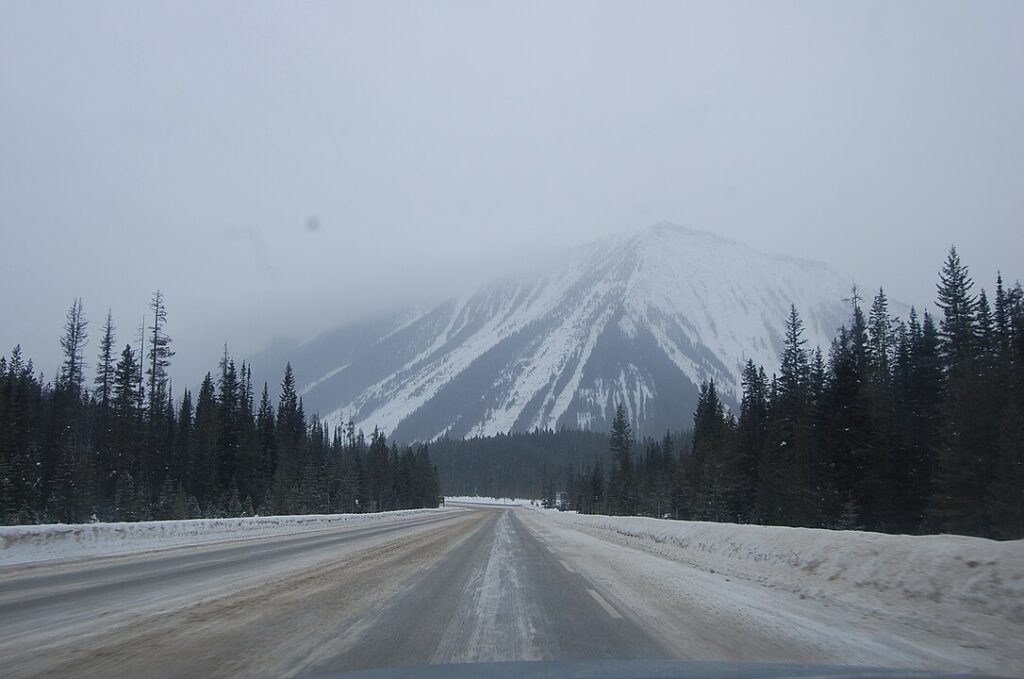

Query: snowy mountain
[258,223,853,441]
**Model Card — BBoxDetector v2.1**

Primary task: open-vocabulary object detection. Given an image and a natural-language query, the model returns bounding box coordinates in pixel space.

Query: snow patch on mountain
[293,224,852,440]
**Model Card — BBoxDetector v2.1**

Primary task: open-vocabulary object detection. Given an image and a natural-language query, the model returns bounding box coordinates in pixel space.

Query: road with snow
[1,504,1019,678]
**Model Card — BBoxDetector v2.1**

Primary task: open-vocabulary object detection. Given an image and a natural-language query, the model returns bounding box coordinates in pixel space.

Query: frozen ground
[519,508,1024,677]
[0,508,452,566]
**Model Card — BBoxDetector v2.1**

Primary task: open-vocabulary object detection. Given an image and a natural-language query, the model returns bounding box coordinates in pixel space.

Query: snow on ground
[0,508,453,566]
[520,508,1024,677]
[445,496,532,506]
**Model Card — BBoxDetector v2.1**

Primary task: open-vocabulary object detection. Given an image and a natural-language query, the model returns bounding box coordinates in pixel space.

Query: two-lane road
[0,507,673,678]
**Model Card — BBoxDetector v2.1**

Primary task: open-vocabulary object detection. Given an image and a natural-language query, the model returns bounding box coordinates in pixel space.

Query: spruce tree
[868,287,895,390]
[217,348,240,493]
[145,290,174,417]
[191,373,219,512]
[772,305,816,525]
[94,310,116,418]
[931,253,991,536]
[737,361,769,518]
[936,246,976,370]
[110,344,141,502]
[607,403,634,515]
[255,382,276,508]
[59,298,89,395]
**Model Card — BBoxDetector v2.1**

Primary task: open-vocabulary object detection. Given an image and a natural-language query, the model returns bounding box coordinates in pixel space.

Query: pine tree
[868,287,895,390]
[737,361,769,518]
[216,348,240,493]
[114,472,138,522]
[607,404,634,515]
[590,459,606,515]
[173,388,193,487]
[931,252,992,536]
[654,431,674,517]
[772,305,816,525]
[689,381,741,521]
[110,344,140,499]
[235,363,260,504]
[191,373,219,512]
[59,298,89,395]
[156,474,178,520]
[255,382,276,508]
[864,287,900,530]
[907,310,942,530]
[274,363,303,504]
[994,272,1010,359]
[779,305,810,406]
[145,291,174,417]
[94,310,116,417]
[135,317,146,421]
[366,427,391,512]
[987,391,1024,539]
[936,246,977,370]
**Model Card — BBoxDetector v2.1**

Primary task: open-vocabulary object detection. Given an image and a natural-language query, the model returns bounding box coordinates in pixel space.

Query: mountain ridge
[252,224,854,441]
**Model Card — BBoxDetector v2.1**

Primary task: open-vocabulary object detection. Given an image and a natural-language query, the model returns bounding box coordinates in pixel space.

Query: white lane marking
[559,559,576,574]
[587,588,623,619]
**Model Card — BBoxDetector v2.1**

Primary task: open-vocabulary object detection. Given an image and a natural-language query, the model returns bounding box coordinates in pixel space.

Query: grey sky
[2,1,1022,384]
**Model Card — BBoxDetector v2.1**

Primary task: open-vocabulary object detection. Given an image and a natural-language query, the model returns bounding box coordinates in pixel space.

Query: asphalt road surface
[0,507,675,678]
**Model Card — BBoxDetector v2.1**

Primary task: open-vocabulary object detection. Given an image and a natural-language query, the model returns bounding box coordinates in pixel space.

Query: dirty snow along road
[0,505,1019,678]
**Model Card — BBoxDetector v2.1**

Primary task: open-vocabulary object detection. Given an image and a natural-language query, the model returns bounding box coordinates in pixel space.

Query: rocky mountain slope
[256,224,852,441]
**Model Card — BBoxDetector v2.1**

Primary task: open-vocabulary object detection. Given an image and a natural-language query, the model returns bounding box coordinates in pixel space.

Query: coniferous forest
[2,248,1022,539]
[567,248,1024,540]
[0,291,441,525]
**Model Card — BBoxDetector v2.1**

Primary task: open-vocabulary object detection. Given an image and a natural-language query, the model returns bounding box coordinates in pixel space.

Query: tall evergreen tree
[255,382,276,510]
[936,246,977,369]
[145,290,174,417]
[868,287,895,390]
[772,304,816,524]
[58,298,89,395]
[689,380,740,521]
[94,309,116,417]
[110,343,141,501]
[190,373,219,510]
[931,254,992,535]
[607,404,635,515]
[216,348,240,494]
[737,361,769,518]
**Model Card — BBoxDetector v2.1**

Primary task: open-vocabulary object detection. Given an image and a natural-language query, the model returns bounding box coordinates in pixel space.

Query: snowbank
[0,508,451,566]
[529,510,1024,627]
[445,496,532,506]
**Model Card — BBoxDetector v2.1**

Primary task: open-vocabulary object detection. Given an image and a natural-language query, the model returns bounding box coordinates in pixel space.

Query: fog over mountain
[254,224,855,440]
[1,2,1021,389]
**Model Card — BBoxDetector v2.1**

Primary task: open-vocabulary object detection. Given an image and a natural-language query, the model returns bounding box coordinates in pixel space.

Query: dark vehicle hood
[308,660,998,679]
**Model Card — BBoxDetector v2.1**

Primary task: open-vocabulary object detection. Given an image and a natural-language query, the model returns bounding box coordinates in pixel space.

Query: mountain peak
[272,226,852,441]
[646,220,710,237]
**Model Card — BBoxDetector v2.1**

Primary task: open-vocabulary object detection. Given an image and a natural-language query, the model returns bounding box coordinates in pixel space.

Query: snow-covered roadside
[0,508,454,566]
[446,496,532,506]
[520,508,1024,677]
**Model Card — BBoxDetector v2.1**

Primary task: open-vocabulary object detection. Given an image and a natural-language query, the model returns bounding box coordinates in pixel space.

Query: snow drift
[0,508,452,566]
[445,496,531,506]
[531,510,1024,627]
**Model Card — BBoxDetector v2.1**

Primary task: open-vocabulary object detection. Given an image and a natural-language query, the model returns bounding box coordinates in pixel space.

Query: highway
[2,504,1015,678]
[0,507,671,678]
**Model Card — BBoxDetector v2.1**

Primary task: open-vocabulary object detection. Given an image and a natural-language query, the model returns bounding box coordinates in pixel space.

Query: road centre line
[587,588,623,619]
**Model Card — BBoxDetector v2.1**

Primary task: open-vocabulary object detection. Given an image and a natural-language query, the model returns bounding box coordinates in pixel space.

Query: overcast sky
[2,0,1022,383]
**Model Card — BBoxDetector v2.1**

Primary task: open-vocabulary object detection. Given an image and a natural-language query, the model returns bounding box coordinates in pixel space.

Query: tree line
[0,291,441,524]
[568,248,1023,539]
[429,429,613,499]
